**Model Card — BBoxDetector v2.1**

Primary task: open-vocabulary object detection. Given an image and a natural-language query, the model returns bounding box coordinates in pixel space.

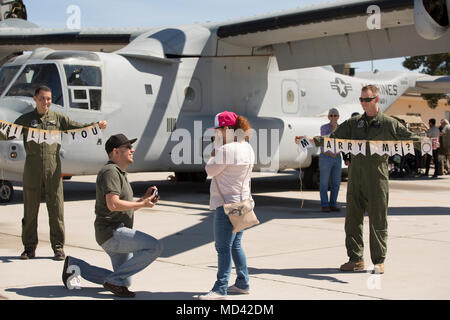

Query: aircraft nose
[0,97,34,123]
[0,109,19,124]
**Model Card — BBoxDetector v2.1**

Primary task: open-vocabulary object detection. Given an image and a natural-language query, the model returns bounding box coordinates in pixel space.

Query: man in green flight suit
[0,85,107,260]
[333,85,420,274]
[297,85,420,274]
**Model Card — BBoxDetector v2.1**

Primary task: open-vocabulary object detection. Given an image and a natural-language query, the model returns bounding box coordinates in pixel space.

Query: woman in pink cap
[199,111,255,300]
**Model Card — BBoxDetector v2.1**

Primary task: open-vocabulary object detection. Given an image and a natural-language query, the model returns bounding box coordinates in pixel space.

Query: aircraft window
[64,65,102,111]
[64,65,102,87]
[89,89,101,110]
[0,65,20,95]
[6,64,64,106]
[69,89,88,110]
[74,90,87,100]
[287,90,295,103]
[184,87,195,103]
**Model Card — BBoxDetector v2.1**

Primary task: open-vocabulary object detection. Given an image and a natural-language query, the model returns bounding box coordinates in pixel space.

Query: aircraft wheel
[174,171,207,182]
[174,172,190,182]
[0,180,14,203]
[191,171,207,182]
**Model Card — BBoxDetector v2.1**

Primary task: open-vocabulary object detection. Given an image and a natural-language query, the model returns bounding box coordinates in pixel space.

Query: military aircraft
[0,0,450,202]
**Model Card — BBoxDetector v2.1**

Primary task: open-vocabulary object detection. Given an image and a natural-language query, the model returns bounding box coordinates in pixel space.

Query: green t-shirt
[94,161,134,245]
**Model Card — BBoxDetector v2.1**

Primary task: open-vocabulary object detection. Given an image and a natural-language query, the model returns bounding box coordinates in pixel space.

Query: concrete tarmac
[0,170,449,300]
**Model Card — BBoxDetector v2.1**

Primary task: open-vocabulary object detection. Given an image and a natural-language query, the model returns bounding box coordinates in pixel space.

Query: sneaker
[340,260,365,272]
[372,263,384,274]
[62,256,71,289]
[321,206,330,212]
[54,250,66,261]
[103,282,135,298]
[227,285,250,295]
[20,250,35,260]
[198,291,227,300]
[330,206,341,212]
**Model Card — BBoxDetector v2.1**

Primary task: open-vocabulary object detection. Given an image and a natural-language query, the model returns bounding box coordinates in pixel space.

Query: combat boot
[340,260,365,271]
[20,250,35,260]
[54,250,66,261]
[372,263,384,274]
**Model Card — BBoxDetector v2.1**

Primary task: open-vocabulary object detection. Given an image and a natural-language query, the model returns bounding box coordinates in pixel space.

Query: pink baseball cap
[213,111,238,128]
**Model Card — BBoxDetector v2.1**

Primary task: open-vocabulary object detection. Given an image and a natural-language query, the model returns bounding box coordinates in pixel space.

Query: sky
[23,0,411,73]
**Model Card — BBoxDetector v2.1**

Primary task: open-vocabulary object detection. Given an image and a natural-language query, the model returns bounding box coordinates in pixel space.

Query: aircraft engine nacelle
[414,0,450,40]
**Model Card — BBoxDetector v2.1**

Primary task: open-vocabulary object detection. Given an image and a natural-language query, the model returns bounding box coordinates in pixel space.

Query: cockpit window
[64,65,102,87]
[0,65,20,96]
[64,65,102,111]
[6,63,64,106]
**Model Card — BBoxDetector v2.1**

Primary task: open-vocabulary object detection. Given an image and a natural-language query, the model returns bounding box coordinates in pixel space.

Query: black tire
[174,171,207,182]
[0,180,14,203]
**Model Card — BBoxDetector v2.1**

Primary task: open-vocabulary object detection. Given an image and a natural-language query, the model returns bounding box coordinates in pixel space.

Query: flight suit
[1,109,92,253]
[323,111,419,264]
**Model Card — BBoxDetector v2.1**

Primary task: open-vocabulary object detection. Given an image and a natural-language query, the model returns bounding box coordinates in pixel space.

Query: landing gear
[0,180,13,203]
[302,157,319,190]
[173,171,207,182]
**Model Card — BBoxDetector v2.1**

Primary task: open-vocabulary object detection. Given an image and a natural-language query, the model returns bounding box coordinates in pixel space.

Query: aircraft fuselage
[0,48,419,183]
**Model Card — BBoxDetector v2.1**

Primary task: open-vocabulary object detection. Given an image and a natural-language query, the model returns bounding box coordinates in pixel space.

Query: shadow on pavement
[0,256,54,263]
[3,172,449,260]
[5,286,110,299]
[248,267,355,284]
[4,285,201,300]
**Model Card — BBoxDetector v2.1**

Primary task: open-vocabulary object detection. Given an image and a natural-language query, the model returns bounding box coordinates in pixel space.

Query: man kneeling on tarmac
[61,134,162,298]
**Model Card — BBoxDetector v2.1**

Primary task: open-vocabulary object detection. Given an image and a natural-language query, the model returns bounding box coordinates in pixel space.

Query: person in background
[423,118,441,178]
[318,108,342,212]
[439,119,450,174]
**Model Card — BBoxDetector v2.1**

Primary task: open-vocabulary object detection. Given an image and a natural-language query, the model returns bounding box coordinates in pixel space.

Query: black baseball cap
[105,134,137,154]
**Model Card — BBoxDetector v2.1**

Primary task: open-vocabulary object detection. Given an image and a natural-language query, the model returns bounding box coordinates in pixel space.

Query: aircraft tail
[356,71,450,95]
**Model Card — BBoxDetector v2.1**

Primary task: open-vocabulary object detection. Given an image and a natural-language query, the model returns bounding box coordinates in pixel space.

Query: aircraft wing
[0,18,149,63]
[214,0,450,70]
[405,75,450,94]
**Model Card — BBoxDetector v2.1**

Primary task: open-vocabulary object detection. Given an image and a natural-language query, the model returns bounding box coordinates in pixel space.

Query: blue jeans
[67,227,162,287]
[212,206,249,295]
[319,153,342,208]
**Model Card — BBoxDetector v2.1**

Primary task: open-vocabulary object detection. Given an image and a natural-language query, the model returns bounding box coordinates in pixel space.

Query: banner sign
[0,120,102,146]
[298,137,314,150]
[421,138,433,156]
[300,137,423,156]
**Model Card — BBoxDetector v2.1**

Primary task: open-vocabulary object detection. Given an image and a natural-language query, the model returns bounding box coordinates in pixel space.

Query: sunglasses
[118,144,133,150]
[359,96,377,103]
[329,114,339,117]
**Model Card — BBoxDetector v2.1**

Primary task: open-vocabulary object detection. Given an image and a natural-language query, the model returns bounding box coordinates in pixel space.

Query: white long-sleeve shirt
[205,141,255,210]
